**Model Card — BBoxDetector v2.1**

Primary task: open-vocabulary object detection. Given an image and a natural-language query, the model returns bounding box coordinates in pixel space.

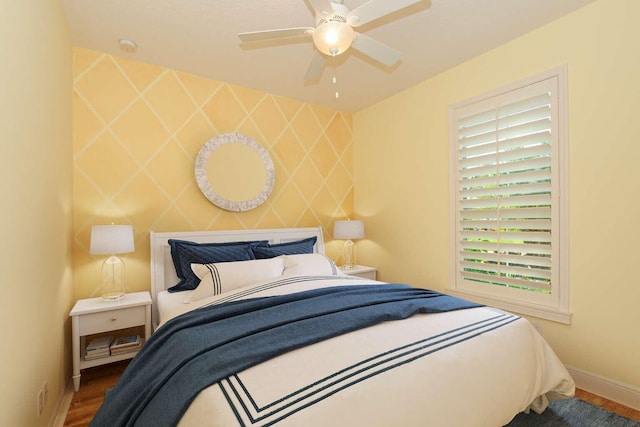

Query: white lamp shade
[90,225,135,255]
[333,220,365,240]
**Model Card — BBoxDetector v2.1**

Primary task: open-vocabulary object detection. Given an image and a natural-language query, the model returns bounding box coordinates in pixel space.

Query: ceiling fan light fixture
[312,21,354,56]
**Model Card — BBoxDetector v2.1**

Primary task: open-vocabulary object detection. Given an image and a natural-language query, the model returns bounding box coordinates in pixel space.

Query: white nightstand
[69,291,152,391]
[340,265,377,280]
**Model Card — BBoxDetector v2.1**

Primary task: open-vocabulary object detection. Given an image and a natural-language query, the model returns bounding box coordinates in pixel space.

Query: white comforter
[156,275,574,427]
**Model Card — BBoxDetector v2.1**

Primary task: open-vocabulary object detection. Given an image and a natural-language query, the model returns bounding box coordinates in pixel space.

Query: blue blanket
[91,284,481,427]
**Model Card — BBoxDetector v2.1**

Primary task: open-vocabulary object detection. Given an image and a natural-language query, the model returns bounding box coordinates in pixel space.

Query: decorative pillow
[283,253,342,276]
[168,239,267,292]
[188,257,286,302]
[251,236,317,259]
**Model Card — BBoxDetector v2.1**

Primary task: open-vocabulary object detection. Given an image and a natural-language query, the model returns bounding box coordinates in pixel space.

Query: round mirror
[195,133,275,212]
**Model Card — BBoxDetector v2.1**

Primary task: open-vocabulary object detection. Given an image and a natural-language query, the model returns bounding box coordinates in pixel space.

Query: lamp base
[100,255,126,302]
[101,291,125,301]
[340,239,355,270]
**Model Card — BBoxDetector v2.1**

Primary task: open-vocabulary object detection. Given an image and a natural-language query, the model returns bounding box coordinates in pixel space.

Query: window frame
[448,66,570,324]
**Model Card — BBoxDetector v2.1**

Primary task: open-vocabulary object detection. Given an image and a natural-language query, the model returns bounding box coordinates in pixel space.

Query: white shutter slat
[496,119,552,142]
[458,93,551,129]
[499,193,552,207]
[460,157,551,180]
[460,130,551,157]
[460,261,552,281]
[459,193,551,210]
[459,241,552,256]
[496,105,551,129]
[460,207,551,220]
[460,230,551,243]
[460,182,551,199]
[460,252,552,269]
[461,272,551,291]
[459,140,551,169]
[458,105,551,142]
[458,109,497,129]
[461,218,552,231]
[461,169,551,189]
[496,93,552,119]
[498,182,552,197]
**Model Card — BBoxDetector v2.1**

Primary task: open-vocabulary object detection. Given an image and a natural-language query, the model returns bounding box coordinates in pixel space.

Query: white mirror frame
[195,133,275,212]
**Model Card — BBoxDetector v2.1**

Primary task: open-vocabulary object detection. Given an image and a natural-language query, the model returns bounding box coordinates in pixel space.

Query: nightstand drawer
[79,306,146,335]
[340,265,377,280]
[349,270,376,280]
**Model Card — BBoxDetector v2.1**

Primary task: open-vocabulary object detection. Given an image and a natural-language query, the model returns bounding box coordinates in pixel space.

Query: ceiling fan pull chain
[332,56,340,99]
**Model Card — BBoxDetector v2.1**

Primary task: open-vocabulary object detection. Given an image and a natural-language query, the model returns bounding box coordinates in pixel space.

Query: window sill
[449,289,572,324]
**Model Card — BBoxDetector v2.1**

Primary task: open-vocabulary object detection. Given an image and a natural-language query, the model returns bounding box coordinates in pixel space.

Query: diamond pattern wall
[72,48,353,299]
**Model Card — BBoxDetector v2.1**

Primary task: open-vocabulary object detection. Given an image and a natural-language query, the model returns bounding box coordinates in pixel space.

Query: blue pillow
[251,236,317,259]
[168,239,267,292]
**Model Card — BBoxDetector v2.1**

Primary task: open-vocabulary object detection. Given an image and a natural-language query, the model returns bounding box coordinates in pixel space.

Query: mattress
[156,289,193,326]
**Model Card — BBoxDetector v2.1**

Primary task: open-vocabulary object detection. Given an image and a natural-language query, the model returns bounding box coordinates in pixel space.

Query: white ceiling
[60,0,596,112]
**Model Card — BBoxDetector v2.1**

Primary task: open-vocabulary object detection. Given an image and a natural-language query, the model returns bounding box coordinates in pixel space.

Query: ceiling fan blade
[239,27,314,43]
[350,33,402,67]
[347,0,422,27]
[307,0,335,20]
[304,50,326,81]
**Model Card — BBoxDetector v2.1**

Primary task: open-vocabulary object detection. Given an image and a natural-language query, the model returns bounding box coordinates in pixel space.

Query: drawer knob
[111,317,117,321]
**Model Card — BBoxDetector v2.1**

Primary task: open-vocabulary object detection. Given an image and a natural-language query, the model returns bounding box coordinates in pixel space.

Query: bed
[92,227,574,427]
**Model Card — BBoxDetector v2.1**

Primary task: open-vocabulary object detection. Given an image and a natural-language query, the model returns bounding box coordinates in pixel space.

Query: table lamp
[90,225,134,301]
[333,219,365,269]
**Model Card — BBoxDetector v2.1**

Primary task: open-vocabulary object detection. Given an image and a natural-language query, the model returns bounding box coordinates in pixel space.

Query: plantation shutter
[454,79,556,295]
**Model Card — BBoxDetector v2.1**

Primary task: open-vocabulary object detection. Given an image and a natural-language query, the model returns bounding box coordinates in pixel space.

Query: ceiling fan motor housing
[316,1,350,25]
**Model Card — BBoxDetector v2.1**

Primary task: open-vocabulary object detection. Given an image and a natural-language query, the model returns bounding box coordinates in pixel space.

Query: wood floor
[574,388,640,422]
[63,360,640,426]
[63,361,131,427]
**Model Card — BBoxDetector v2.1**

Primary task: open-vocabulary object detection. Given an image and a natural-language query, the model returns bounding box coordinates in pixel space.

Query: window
[449,67,569,323]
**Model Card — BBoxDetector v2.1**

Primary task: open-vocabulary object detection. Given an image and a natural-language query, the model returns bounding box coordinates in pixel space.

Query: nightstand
[69,291,152,391]
[340,265,377,280]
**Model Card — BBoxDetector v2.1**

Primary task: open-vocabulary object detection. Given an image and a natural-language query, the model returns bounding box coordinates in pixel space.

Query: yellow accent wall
[353,0,640,389]
[72,48,354,299]
[0,2,73,426]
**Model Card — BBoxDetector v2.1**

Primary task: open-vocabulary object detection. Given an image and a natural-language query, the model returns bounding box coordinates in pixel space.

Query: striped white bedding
[156,275,574,427]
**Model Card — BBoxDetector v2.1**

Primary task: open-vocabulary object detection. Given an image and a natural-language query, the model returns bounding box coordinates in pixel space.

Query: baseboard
[51,380,74,427]
[566,365,640,411]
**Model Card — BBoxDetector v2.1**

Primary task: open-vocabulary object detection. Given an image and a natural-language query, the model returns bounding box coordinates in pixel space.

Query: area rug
[506,398,639,426]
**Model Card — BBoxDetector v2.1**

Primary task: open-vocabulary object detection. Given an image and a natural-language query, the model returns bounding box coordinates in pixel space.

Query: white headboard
[149,226,324,326]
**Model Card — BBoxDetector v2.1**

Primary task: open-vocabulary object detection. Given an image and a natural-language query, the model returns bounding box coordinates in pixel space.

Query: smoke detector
[118,39,138,53]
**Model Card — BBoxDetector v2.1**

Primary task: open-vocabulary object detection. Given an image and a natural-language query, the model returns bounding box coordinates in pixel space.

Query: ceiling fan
[238,0,423,81]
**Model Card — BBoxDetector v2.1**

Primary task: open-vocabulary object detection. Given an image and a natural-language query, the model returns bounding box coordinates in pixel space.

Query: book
[84,350,110,361]
[110,338,143,355]
[84,345,110,360]
[110,335,140,349]
[86,336,113,351]
[110,345,141,355]
[85,347,109,354]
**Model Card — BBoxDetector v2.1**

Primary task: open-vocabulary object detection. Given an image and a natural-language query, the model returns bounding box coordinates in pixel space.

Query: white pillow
[283,253,342,276]
[188,256,286,302]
